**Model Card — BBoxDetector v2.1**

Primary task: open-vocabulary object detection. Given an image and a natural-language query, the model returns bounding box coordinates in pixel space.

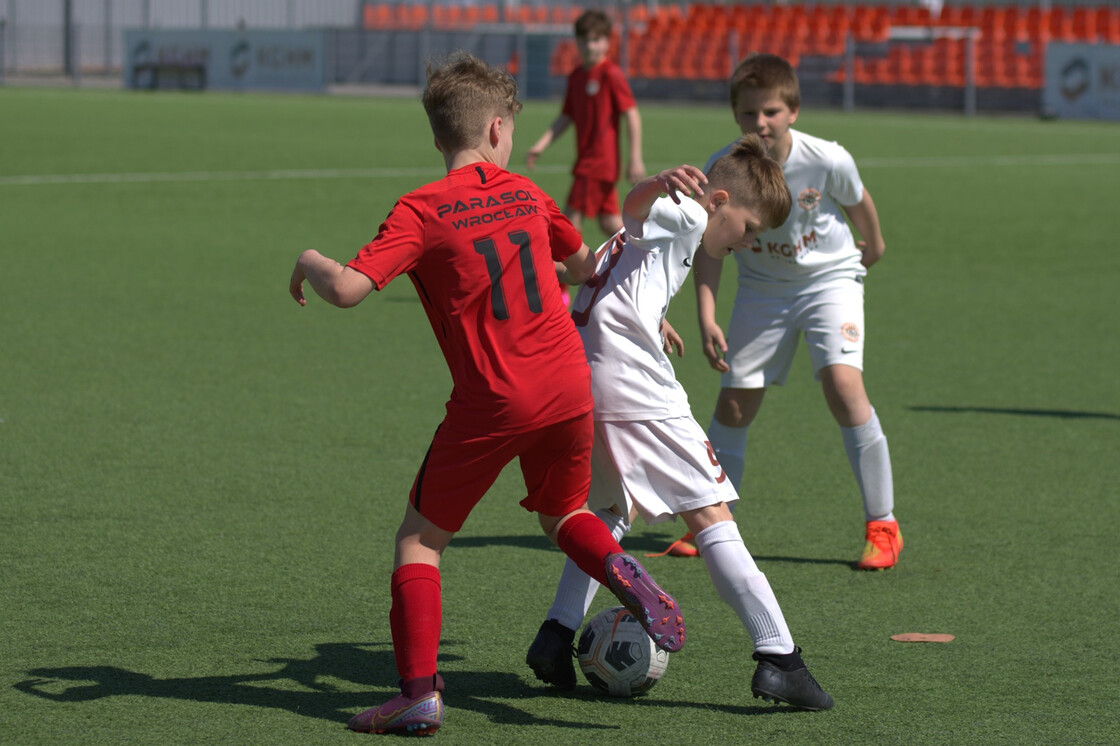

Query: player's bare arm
[557,243,596,285]
[623,107,646,185]
[624,165,707,222]
[842,188,886,268]
[526,114,572,170]
[290,249,375,308]
[692,249,729,372]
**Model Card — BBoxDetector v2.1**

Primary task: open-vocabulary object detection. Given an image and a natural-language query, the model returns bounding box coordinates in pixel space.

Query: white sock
[695,521,794,654]
[546,508,629,631]
[707,418,749,493]
[840,408,895,522]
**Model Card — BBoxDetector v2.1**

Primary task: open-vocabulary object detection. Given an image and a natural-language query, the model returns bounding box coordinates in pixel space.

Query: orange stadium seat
[1104,8,1120,44]
[1048,7,1077,42]
[1072,7,1099,42]
[363,3,393,29]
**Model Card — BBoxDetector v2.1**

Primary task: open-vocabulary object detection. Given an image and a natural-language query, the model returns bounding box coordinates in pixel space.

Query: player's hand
[627,159,647,186]
[654,165,706,205]
[699,319,729,372]
[661,319,684,357]
[525,149,542,171]
[858,239,885,268]
[289,262,307,306]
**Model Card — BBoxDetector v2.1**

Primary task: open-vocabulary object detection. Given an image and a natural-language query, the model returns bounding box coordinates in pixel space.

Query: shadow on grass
[911,405,1120,420]
[452,533,680,554]
[13,641,790,729]
[453,535,851,567]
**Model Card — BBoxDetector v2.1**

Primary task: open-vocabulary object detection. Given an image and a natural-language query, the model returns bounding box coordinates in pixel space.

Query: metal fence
[2,0,1117,116]
[4,0,1116,77]
[0,0,360,74]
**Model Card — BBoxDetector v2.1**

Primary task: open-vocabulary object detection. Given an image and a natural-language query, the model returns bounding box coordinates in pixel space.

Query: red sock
[389,563,441,685]
[555,512,623,586]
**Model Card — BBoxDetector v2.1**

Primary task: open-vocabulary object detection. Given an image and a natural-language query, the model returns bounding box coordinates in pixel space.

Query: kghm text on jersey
[753,229,817,259]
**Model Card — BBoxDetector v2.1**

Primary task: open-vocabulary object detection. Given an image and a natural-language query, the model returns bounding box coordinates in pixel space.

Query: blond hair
[706,134,791,229]
[422,52,522,152]
[728,52,801,111]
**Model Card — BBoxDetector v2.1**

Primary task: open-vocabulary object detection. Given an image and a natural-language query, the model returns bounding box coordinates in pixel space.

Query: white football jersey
[706,129,865,296]
[572,196,706,421]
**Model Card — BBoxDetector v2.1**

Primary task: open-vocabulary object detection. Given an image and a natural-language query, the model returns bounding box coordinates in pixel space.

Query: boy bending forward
[526,135,833,711]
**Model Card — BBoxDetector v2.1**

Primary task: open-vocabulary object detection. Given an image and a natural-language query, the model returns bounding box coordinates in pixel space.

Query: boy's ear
[489,117,503,148]
[433,137,443,153]
[710,188,731,209]
[789,106,800,125]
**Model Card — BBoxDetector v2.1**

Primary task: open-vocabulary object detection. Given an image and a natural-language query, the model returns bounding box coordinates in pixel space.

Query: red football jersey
[562,59,637,180]
[348,162,592,435]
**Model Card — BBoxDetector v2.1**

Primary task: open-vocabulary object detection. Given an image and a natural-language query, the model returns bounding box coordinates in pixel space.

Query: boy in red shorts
[288,52,684,737]
[526,8,645,239]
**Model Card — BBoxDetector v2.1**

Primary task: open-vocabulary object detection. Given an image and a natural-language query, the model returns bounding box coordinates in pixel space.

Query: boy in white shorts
[526,135,833,711]
[662,53,901,571]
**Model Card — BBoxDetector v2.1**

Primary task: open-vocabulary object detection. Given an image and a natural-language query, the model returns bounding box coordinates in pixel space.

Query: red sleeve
[346,194,425,290]
[547,196,582,261]
[561,68,580,120]
[607,64,636,113]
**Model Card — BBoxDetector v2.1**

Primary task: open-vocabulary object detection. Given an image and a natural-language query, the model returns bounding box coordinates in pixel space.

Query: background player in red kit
[288,53,685,737]
[526,8,645,239]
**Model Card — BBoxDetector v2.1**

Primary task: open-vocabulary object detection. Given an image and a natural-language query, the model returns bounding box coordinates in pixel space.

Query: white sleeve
[827,144,864,206]
[624,197,702,250]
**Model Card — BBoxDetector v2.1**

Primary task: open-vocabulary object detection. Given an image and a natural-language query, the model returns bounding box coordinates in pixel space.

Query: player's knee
[714,390,760,427]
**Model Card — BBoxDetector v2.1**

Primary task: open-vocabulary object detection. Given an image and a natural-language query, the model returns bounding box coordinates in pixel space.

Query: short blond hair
[422,52,522,152]
[706,134,791,229]
[729,52,801,111]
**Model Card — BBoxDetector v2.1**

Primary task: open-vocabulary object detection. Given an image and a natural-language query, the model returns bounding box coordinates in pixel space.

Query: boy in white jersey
[526,135,833,711]
[661,53,901,570]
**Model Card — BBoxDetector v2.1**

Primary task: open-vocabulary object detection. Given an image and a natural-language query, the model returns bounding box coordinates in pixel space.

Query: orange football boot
[646,532,699,558]
[857,520,902,570]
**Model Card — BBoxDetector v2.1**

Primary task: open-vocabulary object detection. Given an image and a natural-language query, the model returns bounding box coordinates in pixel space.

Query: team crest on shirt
[798,188,821,211]
[841,322,861,343]
[585,79,600,96]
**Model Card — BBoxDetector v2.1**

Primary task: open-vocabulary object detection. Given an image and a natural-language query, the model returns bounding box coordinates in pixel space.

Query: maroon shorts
[409,411,593,532]
[567,175,620,219]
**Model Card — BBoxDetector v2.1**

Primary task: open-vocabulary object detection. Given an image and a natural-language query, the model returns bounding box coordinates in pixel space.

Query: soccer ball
[577,606,669,697]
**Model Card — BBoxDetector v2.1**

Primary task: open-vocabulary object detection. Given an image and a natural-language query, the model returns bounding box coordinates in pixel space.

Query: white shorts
[586,417,739,525]
[722,281,865,389]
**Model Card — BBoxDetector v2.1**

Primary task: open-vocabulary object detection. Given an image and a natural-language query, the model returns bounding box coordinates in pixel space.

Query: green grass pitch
[2,85,1119,744]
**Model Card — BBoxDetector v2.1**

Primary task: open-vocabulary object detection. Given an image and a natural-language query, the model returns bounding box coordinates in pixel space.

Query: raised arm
[526,114,572,171]
[693,249,728,372]
[842,188,886,268]
[622,106,646,185]
[289,249,375,308]
[623,165,707,224]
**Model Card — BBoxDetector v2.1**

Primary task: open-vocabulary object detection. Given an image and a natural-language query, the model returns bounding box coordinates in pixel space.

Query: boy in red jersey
[288,53,684,737]
[526,8,645,239]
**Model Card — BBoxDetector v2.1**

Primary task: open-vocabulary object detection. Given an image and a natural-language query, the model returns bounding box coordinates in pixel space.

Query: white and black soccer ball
[577,606,669,697]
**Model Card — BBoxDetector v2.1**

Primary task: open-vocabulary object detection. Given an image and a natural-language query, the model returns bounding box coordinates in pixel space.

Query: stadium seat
[550,39,578,76]
[553,6,580,26]
[363,3,393,30]
[1048,7,1077,42]
[1072,7,1098,42]
[1104,8,1120,44]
